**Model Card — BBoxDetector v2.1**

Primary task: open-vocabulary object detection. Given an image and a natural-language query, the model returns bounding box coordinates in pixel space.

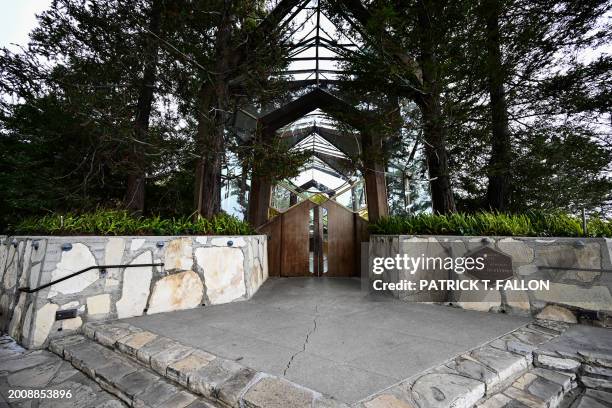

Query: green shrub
[9,210,255,236]
[369,211,611,237]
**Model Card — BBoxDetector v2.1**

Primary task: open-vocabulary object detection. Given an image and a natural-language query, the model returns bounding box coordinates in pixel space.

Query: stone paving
[51,322,345,408]
[3,277,612,407]
[0,334,124,407]
[359,320,573,408]
[122,277,531,403]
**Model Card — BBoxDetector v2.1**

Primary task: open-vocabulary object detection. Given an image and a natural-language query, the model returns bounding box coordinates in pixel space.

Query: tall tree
[480,0,512,211]
[126,0,164,213]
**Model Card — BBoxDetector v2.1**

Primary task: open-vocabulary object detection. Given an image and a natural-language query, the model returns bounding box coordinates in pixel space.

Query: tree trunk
[482,0,512,211]
[125,0,162,214]
[194,1,232,219]
[416,1,456,214]
[194,84,225,218]
[419,96,456,214]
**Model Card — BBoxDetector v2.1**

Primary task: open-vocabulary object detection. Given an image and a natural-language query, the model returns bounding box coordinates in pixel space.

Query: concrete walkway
[123,278,531,403]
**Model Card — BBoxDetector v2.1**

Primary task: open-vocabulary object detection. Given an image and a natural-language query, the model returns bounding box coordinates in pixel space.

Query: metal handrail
[18,263,164,293]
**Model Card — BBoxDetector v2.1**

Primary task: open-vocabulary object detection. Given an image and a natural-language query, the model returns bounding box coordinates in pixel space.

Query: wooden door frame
[256,199,369,278]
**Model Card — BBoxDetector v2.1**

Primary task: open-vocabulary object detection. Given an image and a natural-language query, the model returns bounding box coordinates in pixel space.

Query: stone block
[502,386,545,408]
[116,251,153,319]
[537,242,601,269]
[136,336,181,365]
[497,239,534,263]
[241,376,316,408]
[187,358,244,400]
[48,335,88,357]
[410,372,485,408]
[533,353,581,372]
[536,305,577,324]
[32,303,59,348]
[117,369,160,399]
[217,367,259,407]
[533,284,612,313]
[94,323,141,347]
[135,379,186,408]
[47,243,98,297]
[165,238,193,271]
[470,346,529,383]
[62,316,82,331]
[7,359,62,388]
[445,356,499,389]
[130,238,146,251]
[195,246,246,304]
[87,294,111,315]
[584,389,612,406]
[580,376,612,391]
[116,331,158,357]
[517,374,563,406]
[94,358,139,388]
[82,321,105,339]
[147,270,204,315]
[64,341,118,378]
[531,368,575,392]
[167,349,216,386]
[104,238,125,267]
[150,343,194,376]
[572,395,609,408]
[160,391,198,408]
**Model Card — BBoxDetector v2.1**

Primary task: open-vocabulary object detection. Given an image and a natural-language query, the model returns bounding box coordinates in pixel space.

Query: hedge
[7,210,255,236]
[369,211,612,237]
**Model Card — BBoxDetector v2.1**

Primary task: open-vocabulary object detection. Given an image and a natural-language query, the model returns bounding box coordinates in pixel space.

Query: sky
[0,0,52,51]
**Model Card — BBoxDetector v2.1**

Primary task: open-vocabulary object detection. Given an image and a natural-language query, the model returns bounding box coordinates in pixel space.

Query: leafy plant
[369,211,610,237]
[9,210,255,236]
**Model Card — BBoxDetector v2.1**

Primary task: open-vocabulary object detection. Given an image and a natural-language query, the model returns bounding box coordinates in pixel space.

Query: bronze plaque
[466,246,514,281]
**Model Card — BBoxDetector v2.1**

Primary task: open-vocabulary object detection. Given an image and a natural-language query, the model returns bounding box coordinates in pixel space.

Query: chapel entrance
[258,199,368,277]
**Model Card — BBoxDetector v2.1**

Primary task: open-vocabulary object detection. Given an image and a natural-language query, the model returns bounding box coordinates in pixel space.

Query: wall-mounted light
[227,240,234,247]
[32,240,40,250]
[61,243,72,251]
[11,240,18,248]
[574,240,586,249]
[156,241,165,248]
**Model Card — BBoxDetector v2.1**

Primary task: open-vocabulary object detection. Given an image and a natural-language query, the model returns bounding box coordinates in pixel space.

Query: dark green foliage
[369,212,612,237]
[10,210,254,236]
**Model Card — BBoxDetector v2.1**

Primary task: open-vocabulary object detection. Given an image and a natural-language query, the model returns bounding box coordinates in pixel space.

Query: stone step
[54,321,347,408]
[0,334,125,407]
[476,367,578,408]
[48,334,216,408]
[357,322,570,408]
[570,389,612,408]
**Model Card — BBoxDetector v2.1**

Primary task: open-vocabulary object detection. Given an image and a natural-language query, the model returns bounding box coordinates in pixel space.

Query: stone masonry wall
[368,236,612,321]
[0,235,268,349]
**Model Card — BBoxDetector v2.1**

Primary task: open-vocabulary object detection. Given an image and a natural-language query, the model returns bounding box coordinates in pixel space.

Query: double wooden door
[258,199,368,277]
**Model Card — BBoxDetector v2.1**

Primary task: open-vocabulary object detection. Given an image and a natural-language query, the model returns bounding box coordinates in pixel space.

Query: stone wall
[368,236,612,321]
[0,235,268,349]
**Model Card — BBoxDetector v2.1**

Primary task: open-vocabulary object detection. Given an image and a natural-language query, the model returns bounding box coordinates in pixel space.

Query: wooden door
[321,200,356,277]
[257,199,367,277]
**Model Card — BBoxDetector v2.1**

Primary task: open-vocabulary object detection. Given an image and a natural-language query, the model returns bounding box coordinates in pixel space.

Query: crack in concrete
[283,305,319,376]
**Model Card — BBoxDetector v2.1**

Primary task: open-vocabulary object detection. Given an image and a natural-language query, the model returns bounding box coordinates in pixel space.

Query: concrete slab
[122,277,531,403]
